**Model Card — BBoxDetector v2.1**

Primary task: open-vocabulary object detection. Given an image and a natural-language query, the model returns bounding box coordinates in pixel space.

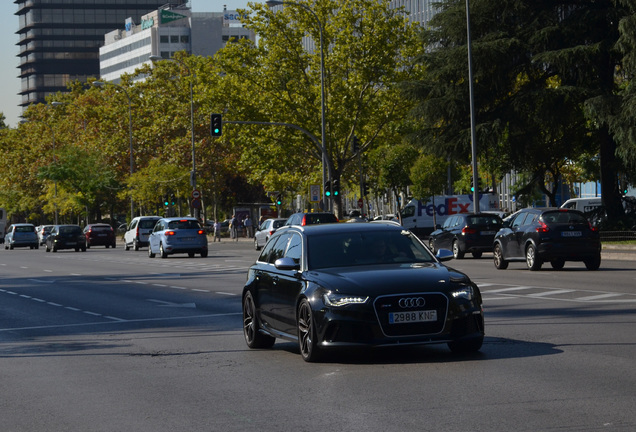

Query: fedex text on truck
[419,197,471,216]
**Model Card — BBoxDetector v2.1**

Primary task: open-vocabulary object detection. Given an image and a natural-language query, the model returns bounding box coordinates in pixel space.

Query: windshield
[307,230,436,269]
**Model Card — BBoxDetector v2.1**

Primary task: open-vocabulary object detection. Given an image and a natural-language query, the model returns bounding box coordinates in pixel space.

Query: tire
[160,243,168,259]
[75,247,80,252]
[428,239,435,254]
[9,244,14,250]
[448,336,484,354]
[493,243,508,269]
[52,246,58,253]
[125,242,130,251]
[201,250,208,258]
[148,245,155,258]
[550,259,565,270]
[45,245,50,252]
[188,252,195,258]
[85,240,90,249]
[452,240,465,259]
[112,243,116,249]
[254,238,261,251]
[242,291,275,349]
[471,251,483,259]
[133,240,139,251]
[297,298,323,362]
[584,254,601,270]
[526,244,542,271]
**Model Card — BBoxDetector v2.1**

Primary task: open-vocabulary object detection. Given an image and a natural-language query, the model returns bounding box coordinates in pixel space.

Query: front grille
[373,293,448,337]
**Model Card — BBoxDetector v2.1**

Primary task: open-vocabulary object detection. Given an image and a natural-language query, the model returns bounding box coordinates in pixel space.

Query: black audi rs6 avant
[242,222,484,362]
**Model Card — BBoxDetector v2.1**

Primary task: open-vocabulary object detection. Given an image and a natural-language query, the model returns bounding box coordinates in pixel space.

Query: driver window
[285,233,303,265]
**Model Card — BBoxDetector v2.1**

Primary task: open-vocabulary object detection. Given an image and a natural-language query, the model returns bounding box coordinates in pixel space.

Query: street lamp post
[265,0,328,210]
[465,0,479,213]
[149,55,198,219]
[92,81,135,221]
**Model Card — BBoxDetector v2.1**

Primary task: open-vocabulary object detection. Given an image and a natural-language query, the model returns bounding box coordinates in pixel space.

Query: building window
[170,35,179,43]
[160,35,169,43]
[180,35,189,44]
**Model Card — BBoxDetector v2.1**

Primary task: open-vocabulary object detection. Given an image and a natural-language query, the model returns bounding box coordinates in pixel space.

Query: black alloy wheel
[242,291,275,349]
[297,298,322,362]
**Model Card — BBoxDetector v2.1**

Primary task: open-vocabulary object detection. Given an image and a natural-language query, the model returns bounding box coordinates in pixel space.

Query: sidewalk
[602,244,636,261]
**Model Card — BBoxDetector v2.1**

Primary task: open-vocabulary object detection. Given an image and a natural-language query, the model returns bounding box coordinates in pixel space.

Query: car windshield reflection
[307,230,435,269]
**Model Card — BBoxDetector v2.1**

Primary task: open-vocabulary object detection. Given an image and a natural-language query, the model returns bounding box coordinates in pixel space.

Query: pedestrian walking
[230,214,238,241]
[213,219,221,242]
[244,215,253,238]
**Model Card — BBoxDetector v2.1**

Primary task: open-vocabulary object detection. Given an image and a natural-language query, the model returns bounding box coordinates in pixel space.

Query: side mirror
[274,257,300,271]
[436,249,454,262]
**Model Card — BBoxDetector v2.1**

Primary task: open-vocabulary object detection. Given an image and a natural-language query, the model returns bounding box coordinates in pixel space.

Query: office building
[99,6,255,83]
[14,0,187,110]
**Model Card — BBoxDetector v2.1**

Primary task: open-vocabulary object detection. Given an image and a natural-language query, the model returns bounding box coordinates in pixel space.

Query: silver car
[124,216,161,251]
[148,217,208,258]
[254,218,287,250]
[4,223,39,250]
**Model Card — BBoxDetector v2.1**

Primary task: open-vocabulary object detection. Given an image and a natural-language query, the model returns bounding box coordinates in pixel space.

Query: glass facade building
[14,0,187,109]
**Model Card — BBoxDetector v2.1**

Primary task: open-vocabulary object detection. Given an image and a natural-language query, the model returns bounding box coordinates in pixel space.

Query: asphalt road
[1,239,635,431]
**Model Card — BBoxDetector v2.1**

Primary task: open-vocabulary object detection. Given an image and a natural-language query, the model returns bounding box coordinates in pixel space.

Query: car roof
[283,221,406,237]
[135,215,161,219]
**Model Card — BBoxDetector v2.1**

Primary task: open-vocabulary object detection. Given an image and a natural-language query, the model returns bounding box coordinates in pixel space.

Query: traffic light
[352,135,359,152]
[275,194,282,206]
[324,180,332,198]
[363,182,369,196]
[332,179,340,197]
[170,194,175,206]
[210,113,222,137]
[163,196,169,207]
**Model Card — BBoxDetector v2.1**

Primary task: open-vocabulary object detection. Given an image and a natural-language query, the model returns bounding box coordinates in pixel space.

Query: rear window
[466,215,502,226]
[139,219,159,229]
[91,225,112,231]
[272,220,286,229]
[304,213,338,225]
[167,220,201,230]
[15,225,35,233]
[60,226,81,235]
[541,211,588,224]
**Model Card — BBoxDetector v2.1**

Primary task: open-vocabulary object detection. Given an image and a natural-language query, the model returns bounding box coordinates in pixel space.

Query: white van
[560,198,603,213]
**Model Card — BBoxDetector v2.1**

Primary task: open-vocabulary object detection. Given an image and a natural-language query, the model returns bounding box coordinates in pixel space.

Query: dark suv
[492,208,601,271]
[284,212,338,226]
[428,213,503,259]
[83,223,116,248]
[45,225,86,252]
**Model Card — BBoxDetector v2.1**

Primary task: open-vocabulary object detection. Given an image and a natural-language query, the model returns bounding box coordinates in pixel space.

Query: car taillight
[136,226,139,237]
[589,222,598,232]
[269,230,276,235]
[165,231,176,236]
[301,215,307,226]
[536,220,549,233]
[197,230,205,235]
[462,227,477,235]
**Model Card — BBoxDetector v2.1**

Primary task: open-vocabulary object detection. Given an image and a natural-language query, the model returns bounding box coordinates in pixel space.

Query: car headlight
[323,292,369,307]
[451,286,473,301]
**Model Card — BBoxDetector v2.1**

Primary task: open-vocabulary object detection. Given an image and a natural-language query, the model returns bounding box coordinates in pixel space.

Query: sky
[0,0,253,128]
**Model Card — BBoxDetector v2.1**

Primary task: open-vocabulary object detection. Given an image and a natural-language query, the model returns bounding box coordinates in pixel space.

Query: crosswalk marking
[478,283,636,304]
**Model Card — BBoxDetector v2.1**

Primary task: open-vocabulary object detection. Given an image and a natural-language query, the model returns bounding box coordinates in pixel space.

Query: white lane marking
[529,289,574,297]
[217,292,237,296]
[577,293,623,301]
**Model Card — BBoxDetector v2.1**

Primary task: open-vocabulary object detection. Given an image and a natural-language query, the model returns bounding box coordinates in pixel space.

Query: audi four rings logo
[398,297,426,308]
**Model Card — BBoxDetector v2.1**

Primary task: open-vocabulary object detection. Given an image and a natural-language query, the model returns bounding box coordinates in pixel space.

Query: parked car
[492,208,601,271]
[284,212,338,226]
[124,216,161,251]
[148,217,208,258]
[254,218,287,250]
[45,225,86,252]
[242,222,484,362]
[36,225,54,245]
[83,223,116,248]
[4,223,39,250]
[428,212,503,259]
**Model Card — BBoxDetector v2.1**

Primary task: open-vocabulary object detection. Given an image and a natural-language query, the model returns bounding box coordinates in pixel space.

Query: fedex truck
[400,193,500,238]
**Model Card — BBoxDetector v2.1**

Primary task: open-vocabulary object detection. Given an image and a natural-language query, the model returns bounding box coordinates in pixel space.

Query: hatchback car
[4,223,39,250]
[242,222,484,362]
[45,225,86,252]
[148,217,208,258]
[492,208,601,271]
[254,218,287,250]
[36,225,54,245]
[124,216,161,251]
[83,223,116,248]
[428,213,503,259]
[284,211,338,226]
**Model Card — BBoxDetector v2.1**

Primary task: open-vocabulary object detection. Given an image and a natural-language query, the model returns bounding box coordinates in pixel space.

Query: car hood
[305,263,472,295]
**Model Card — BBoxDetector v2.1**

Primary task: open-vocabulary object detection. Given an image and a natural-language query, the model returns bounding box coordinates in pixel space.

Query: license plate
[98,234,107,236]
[481,231,496,235]
[389,310,437,324]
[561,231,582,237]
[66,242,76,246]
[180,237,195,241]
